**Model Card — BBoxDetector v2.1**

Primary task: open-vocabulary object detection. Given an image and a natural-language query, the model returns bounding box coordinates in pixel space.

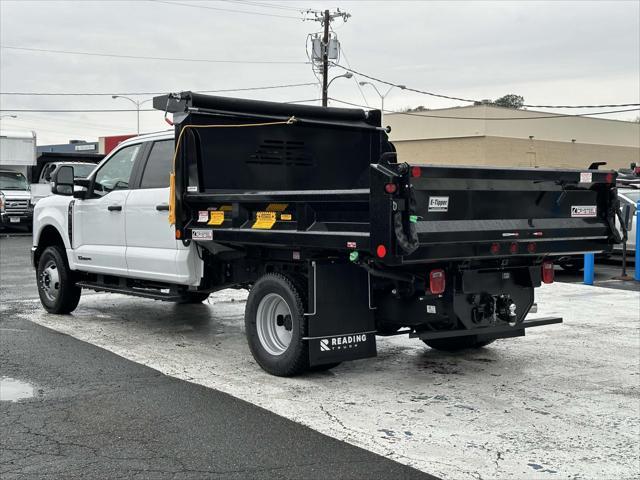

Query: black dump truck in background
[153,92,621,376]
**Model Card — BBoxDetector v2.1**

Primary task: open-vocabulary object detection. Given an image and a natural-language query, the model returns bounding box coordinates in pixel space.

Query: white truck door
[74,144,141,275]
[125,139,191,284]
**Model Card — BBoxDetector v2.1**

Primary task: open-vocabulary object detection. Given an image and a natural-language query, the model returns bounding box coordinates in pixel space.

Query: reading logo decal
[319,334,367,351]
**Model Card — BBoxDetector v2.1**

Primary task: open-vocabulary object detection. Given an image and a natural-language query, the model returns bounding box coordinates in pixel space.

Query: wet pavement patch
[0,377,36,402]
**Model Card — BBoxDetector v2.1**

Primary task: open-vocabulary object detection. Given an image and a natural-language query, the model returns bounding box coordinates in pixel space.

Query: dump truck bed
[154,92,619,263]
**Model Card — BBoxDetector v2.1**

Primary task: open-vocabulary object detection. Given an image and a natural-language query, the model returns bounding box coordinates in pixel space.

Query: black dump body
[154,91,621,366]
[154,91,620,265]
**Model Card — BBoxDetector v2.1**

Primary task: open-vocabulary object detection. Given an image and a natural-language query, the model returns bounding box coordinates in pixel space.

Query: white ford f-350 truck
[32,94,621,377]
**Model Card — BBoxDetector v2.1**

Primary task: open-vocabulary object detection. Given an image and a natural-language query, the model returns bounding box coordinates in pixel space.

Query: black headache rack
[153,92,619,265]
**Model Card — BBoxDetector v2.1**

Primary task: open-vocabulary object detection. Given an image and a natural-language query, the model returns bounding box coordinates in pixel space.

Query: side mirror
[51,165,74,196]
[621,204,634,232]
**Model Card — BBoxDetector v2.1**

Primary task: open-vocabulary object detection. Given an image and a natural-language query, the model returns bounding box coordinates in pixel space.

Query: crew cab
[32,93,622,377]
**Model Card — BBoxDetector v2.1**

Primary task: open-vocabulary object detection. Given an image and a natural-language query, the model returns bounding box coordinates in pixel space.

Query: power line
[330,63,640,109]
[0,45,309,65]
[329,97,640,120]
[152,0,304,20]
[0,82,318,96]
[220,0,309,12]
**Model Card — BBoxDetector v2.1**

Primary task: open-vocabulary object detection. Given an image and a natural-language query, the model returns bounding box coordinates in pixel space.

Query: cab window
[93,144,140,196]
[140,140,173,189]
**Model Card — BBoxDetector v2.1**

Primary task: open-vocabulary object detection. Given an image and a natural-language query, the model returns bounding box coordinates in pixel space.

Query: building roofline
[386,104,640,125]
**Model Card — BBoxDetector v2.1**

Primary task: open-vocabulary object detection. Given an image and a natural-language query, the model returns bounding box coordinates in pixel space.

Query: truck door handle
[155,204,170,211]
[107,205,122,211]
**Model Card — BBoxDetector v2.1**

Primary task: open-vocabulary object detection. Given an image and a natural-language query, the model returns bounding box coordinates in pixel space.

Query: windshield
[620,190,640,203]
[0,172,29,190]
[71,164,95,178]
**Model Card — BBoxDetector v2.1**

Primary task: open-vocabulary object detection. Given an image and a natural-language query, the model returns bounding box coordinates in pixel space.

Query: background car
[616,187,638,255]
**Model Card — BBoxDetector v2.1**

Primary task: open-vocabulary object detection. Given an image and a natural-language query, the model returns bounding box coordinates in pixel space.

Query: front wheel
[244,273,309,377]
[423,336,495,352]
[36,246,81,314]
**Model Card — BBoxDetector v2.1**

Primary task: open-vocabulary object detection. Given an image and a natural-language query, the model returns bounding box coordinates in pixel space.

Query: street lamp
[111,96,152,135]
[322,72,353,106]
[327,72,353,89]
[358,82,406,122]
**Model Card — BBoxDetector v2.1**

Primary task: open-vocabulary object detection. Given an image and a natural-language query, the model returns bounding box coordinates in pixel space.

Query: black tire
[423,336,495,352]
[36,245,81,314]
[176,292,210,304]
[559,258,584,273]
[245,273,309,377]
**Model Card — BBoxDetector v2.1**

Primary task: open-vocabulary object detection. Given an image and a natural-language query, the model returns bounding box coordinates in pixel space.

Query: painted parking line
[18,283,640,480]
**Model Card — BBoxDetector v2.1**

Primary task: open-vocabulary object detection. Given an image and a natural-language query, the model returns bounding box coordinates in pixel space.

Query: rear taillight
[411,166,422,178]
[542,261,554,284]
[509,242,518,254]
[384,183,398,194]
[490,242,501,254]
[429,269,446,295]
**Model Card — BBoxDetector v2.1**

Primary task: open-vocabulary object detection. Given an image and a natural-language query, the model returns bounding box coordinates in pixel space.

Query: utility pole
[321,9,330,107]
[306,8,350,107]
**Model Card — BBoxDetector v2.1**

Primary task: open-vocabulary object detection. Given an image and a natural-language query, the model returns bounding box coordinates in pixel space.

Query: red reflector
[376,244,387,258]
[509,242,518,254]
[384,183,398,194]
[490,242,501,254]
[542,261,554,284]
[411,166,422,178]
[429,269,446,295]
[605,172,614,184]
[527,242,537,253]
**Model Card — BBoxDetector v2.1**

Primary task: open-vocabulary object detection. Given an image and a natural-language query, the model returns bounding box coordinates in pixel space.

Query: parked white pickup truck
[32,131,207,313]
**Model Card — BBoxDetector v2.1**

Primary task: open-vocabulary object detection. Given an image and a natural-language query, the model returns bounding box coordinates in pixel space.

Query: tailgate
[370,164,619,263]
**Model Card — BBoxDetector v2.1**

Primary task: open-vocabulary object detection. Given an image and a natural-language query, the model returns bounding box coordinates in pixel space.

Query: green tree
[493,94,525,109]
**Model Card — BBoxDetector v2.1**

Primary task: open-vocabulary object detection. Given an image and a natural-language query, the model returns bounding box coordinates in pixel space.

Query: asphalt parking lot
[1,234,639,479]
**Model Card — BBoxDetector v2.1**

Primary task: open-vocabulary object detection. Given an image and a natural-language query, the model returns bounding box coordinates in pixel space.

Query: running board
[410,317,563,341]
[75,281,184,301]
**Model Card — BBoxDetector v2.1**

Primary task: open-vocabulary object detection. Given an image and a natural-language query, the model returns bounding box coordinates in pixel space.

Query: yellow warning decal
[253,211,277,229]
[208,211,225,226]
[266,203,288,212]
[280,213,292,221]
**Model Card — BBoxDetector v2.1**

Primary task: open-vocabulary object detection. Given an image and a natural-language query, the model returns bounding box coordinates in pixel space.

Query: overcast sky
[1,0,639,145]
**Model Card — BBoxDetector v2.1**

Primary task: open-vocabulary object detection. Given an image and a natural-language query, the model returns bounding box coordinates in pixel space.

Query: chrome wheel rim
[40,260,60,302]
[256,293,293,356]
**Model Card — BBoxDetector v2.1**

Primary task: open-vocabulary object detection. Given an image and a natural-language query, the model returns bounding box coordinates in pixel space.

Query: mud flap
[305,261,377,366]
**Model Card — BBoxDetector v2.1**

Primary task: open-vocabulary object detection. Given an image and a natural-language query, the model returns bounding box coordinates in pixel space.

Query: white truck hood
[0,189,31,200]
